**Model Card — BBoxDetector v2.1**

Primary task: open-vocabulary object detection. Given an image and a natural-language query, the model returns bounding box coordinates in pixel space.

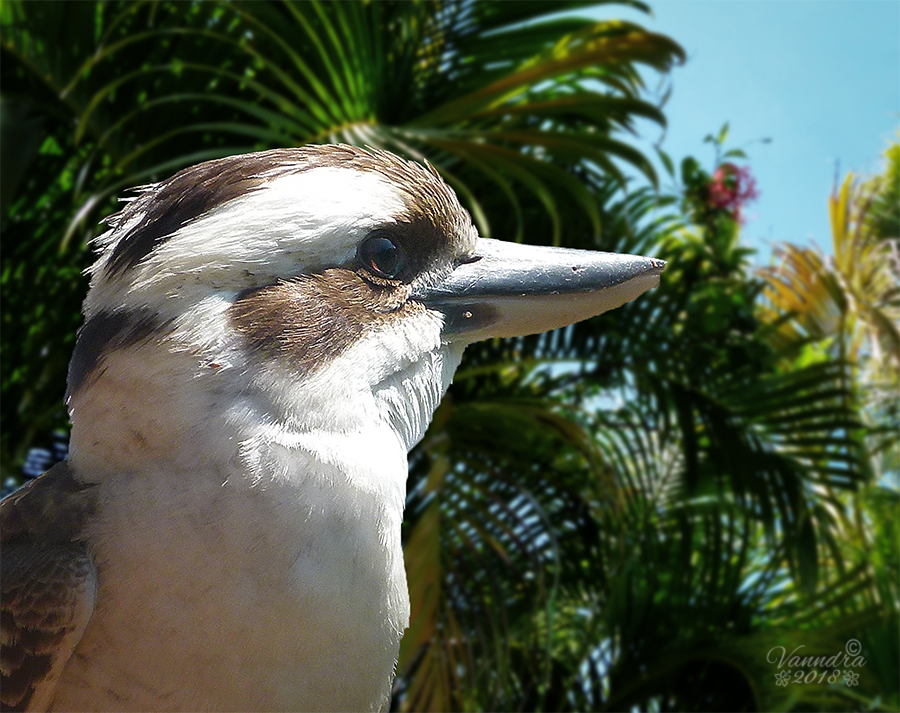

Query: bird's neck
[66,339,240,479]
[66,320,464,495]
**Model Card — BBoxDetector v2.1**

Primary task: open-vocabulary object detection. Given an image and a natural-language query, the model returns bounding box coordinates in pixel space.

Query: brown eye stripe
[228,270,420,376]
[66,310,165,401]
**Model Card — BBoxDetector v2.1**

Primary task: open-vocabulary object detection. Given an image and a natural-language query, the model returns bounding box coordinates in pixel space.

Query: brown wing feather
[1,463,98,712]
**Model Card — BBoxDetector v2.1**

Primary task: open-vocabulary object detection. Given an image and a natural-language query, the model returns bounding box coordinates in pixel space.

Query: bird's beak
[415,238,665,343]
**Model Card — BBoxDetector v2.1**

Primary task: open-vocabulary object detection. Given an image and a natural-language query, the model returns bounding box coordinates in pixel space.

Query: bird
[0,144,665,712]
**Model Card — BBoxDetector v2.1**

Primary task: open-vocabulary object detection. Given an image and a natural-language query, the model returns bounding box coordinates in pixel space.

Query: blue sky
[591,0,900,262]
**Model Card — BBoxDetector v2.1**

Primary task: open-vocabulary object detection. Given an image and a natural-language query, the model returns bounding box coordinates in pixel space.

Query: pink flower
[707,162,759,223]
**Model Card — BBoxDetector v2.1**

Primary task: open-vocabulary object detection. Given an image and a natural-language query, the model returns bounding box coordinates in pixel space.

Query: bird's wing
[1,462,98,713]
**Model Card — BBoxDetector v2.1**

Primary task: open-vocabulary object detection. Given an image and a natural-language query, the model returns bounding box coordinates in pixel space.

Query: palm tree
[756,151,899,713]
[2,2,889,709]
[759,161,899,480]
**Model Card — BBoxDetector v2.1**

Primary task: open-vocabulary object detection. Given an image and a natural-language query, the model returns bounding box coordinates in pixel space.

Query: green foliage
[759,155,900,484]
[864,135,900,242]
[753,143,900,713]
[403,171,887,709]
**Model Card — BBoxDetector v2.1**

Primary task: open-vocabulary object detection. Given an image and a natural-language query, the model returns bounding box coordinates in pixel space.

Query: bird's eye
[358,235,404,279]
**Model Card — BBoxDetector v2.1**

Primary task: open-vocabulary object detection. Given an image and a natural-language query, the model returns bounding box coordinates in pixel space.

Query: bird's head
[67,145,663,474]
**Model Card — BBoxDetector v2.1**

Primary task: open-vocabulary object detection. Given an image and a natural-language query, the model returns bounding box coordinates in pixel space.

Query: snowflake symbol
[775,670,791,687]
[844,670,859,687]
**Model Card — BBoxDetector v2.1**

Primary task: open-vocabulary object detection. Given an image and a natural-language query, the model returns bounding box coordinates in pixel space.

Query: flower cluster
[679,152,759,233]
[706,162,759,224]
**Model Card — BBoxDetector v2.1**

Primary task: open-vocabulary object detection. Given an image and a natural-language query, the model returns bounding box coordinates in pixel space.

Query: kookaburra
[1,145,664,712]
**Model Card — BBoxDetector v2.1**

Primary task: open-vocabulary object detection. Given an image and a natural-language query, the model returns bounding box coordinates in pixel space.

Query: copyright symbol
[846,639,861,655]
